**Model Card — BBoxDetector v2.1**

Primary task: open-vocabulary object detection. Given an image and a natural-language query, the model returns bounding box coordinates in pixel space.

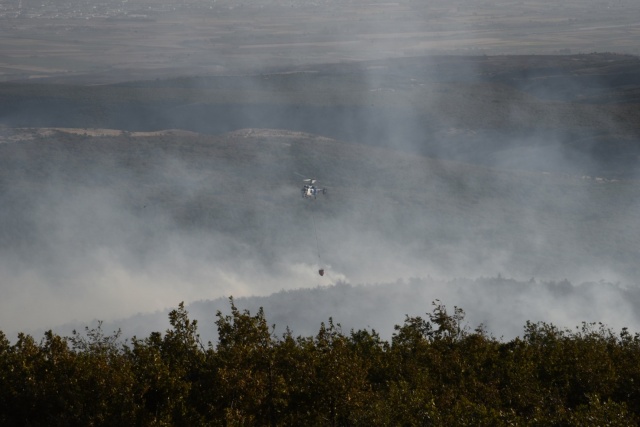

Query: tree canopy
[1,298,639,425]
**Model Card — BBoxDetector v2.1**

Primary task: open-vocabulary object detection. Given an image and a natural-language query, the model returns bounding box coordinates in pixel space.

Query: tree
[294,319,373,426]
[127,302,206,425]
[213,297,283,426]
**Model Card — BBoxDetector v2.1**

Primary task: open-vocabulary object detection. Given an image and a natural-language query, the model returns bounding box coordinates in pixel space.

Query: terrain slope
[1,54,640,334]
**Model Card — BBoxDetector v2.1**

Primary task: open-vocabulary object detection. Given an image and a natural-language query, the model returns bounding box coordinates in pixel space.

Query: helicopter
[301,178,327,199]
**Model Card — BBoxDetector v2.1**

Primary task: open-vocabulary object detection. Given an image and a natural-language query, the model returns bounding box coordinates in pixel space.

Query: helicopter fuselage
[302,184,317,198]
[301,184,326,199]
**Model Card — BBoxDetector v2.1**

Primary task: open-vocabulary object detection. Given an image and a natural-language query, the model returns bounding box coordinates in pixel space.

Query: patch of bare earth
[224,128,337,142]
[0,128,201,142]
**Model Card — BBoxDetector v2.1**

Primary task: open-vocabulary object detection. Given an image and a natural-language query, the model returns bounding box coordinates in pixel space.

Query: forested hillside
[3,126,640,337]
[2,300,639,425]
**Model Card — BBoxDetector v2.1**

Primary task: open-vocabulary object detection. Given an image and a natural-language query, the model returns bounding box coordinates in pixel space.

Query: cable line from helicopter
[297,175,328,276]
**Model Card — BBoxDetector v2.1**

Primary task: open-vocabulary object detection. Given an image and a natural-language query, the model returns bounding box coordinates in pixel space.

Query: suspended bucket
[318,269,325,277]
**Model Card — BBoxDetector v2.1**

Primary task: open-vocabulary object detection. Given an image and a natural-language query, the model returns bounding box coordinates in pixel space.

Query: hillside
[2,126,638,275]
[2,123,640,335]
[1,53,640,335]
[2,54,640,177]
[47,276,640,347]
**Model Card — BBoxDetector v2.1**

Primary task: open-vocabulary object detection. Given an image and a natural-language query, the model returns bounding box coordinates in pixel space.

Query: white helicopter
[301,178,327,199]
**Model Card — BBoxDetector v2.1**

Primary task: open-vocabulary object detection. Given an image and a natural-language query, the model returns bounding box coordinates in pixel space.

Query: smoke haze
[2,126,640,340]
[1,0,640,341]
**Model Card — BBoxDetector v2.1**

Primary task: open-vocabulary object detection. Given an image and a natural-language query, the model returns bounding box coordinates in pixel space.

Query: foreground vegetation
[1,299,639,425]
